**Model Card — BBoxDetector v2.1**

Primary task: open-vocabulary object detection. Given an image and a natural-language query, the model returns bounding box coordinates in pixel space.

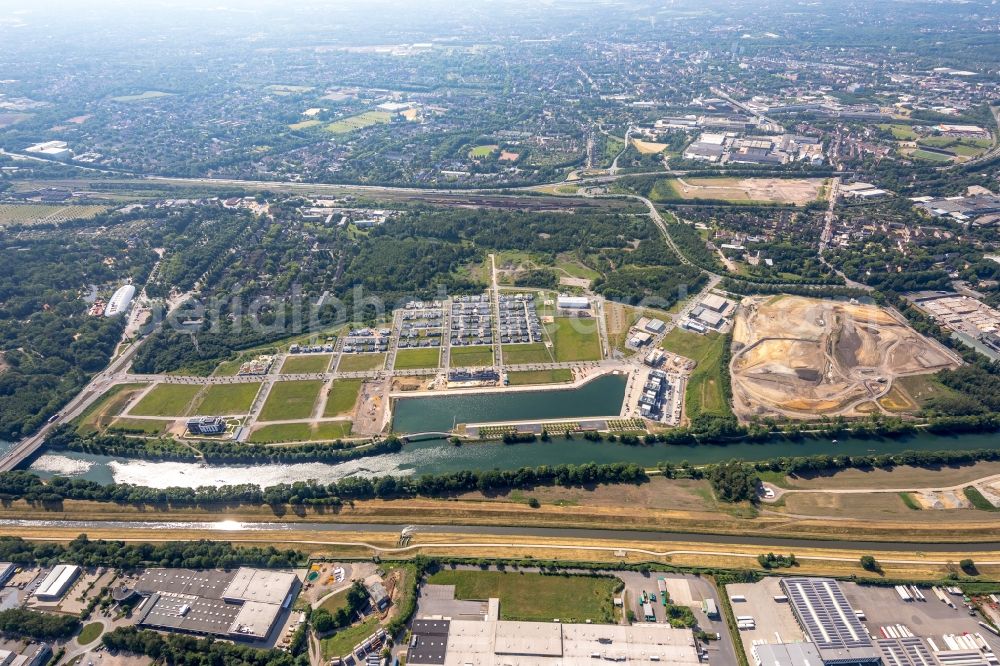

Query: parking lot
[618,571,738,666]
[725,578,806,658]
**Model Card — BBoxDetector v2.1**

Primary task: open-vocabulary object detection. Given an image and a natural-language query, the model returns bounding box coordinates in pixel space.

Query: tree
[960,559,977,575]
[860,555,880,572]
[311,608,334,634]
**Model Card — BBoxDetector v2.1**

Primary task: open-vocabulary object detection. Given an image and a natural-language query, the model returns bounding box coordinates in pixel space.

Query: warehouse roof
[223,568,298,605]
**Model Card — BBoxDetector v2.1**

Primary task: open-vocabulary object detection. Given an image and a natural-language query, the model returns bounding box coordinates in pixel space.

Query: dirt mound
[730,295,961,420]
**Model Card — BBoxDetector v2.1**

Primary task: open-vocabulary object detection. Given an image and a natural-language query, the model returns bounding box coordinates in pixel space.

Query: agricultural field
[280,354,333,374]
[323,379,364,417]
[129,384,202,417]
[110,90,172,102]
[258,380,324,420]
[337,353,385,372]
[190,383,261,416]
[325,111,391,134]
[0,204,107,226]
[661,329,730,420]
[652,177,825,205]
[506,369,573,385]
[730,295,960,420]
[106,418,171,435]
[632,138,667,154]
[426,570,618,623]
[394,348,440,370]
[546,318,602,362]
[502,343,553,365]
[450,345,494,367]
[248,420,353,443]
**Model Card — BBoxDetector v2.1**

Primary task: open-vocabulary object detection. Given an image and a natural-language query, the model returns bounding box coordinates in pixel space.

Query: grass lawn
[323,379,364,417]
[547,318,602,362]
[506,369,572,385]
[320,616,380,660]
[660,329,730,418]
[450,345,494,367]
[502,343,553,364]
[111,90,171,102]
[248,421,353,443]
[129,384,202,417]
[77,622,103,645]
[964,486,998,511]
[337,353,385,372]
[319,588,352,615]
[469,144,499,158]
[281,354,333,374]
[325,111,391,134]
[394,347,440,370]
[896,374,963,409]
[75,383,146,435]
[258,380,324,421]
[427,570,618,623]
[191,383,261,415]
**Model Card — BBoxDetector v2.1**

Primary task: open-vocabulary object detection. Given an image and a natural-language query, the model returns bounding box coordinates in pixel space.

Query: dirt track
[730,295,961,420]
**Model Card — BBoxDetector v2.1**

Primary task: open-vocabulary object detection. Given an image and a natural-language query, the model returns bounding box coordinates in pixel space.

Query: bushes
[706,461,759,503]
[102,626,305,666]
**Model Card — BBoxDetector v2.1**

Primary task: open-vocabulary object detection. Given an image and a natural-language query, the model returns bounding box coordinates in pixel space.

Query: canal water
[27,429,1000,489]
[391,373,628,432]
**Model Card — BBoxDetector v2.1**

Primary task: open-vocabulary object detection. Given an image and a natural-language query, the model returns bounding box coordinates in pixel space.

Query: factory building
[34,564,81,602]
[752,642,824,666]
[135,567,299,642]
[25,141,72,160]
[0,563,16,587]
[780,577,881,665]
[406,619,700,666]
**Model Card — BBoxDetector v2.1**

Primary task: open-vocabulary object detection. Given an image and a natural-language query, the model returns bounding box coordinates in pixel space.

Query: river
[27,430,1000,488]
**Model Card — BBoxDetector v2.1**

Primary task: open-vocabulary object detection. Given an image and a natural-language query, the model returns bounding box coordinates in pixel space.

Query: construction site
[730,295,961,420]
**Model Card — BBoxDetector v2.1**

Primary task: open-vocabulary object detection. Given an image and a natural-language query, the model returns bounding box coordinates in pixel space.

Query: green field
[910,149,953,163]
[266,84,314,94]
[878,123,918,140]
[337,353,385,372]
[506,369,572,385]
[502,343,553,364]
[190,383,261,415]
[661,329,729,418]
[111,90,172,102]
[0,204,108,225]
[394,347,440,370]
[469,144,499,158]
[320,616,379,660]
[248,420,352,443]
[450,345,494,367]
[75,383,147,435]
[258,380,324,420]
[325,111,391,134]
[129,384,202,417]
[280,354,333,374]
[289,119,322,130]
[323,379,364,417]
[427,570,618,623]
[547,318,602,362]
[106,418,171,435]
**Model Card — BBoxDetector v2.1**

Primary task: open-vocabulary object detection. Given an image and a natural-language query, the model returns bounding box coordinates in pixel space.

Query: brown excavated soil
[730,295,960,420]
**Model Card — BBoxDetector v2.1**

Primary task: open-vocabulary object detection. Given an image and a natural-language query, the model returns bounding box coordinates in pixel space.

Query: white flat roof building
[105,284,136,317]
[222,567,298,605]
[557,296,590,309]
[410,619,700,666]
[34,564,80,601]
[701,294,729,312]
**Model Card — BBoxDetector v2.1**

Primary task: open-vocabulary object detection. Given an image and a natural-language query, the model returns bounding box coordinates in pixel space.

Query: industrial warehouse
[133,567,299,643]
[405,618,701,666]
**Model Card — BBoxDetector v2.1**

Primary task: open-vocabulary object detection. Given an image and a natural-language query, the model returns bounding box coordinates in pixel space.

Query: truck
[643,602,656,622]
[702,598,720,619]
